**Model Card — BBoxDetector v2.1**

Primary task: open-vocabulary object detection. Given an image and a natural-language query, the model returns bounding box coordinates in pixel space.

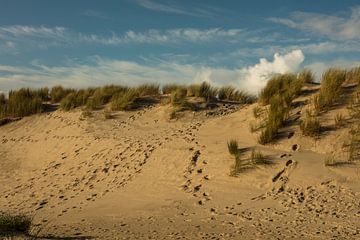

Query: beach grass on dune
[0,213,32,235]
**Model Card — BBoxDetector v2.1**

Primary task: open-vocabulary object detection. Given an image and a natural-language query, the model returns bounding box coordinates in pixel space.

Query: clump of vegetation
[111,89,139,111]
[0,213,32,235]
[324,154,337,166]
[348,126,360,162]
[252,106,262,118]
[50,85,75,103]
[314,68,347,113]
[345,66,360,84]
[259,73,303,105]
[218,86,236,100]
[227,139,239,156]
[258,95,289,144]
[257,72,307,144]
[251,149,267,164]
[297,69,315,84]
[60,92,77,111]
[198,82,218,101]
[300,110,321,137]
[0,88,44,118]
[135,83,160,96]
[168,87,196,119]
[86,85,127,110]
[334,113,345,128]
[60,88,94,111]
[186,82,218,101]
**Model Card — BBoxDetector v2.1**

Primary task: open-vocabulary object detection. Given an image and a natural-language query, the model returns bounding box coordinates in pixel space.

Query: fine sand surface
[1,97,360,239]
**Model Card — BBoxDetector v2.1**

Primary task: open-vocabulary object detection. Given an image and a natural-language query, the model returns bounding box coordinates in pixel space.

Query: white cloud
[237,50,305,93]
[0,25,66,39]
[79,28,243,44]
[0,50,305,95]
[0,25,243,48]
[134,0,217,18]
[269,5,360,40]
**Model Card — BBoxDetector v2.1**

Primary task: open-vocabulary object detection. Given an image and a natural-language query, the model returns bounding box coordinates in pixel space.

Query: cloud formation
[134,0,218,18]
[0,25,243,48]
[269,5,360,40]
[0,50,305,95]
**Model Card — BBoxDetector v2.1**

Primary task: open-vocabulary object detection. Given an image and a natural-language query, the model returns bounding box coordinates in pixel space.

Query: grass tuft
[0,213,32,235]
[300,110,321,137]
[314,68,347,113]
[227,139,239,156]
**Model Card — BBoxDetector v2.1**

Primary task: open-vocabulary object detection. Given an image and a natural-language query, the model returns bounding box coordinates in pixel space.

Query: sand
[0,97,360,239]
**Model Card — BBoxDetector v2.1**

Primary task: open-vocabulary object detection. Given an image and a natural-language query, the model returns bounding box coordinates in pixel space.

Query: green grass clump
[259,73,303,105]
[345,66,360,84]
[218,85,255,103]
[135,83,160,96]
[3,88,44,118]
[111,89,139,111]
[297,69,315,84]
[315,68,347,113]
[227,139,239,156]
[251,149,266,164]
[258,95,289,144]
[186,82,218,101]
[0,213,32,235]
[300,110,321,137]
[50,85,75,103]
[60,93,77,111]
[60,88,94,111]
[198,82,218,101]
[218,86,236,100]
[87,85,127,110]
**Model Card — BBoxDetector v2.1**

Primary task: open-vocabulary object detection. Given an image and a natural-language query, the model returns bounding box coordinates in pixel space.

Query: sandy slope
[0,100,359,239]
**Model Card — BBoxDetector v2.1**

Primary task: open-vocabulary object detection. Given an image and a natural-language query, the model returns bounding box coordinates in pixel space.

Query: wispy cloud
[81,10,109,19]
[80,28,243,44]
[134,0,219,18]
[0,50,305,95]
[269,5,360,40]
[0,25,66,39]
[0,25,244,50]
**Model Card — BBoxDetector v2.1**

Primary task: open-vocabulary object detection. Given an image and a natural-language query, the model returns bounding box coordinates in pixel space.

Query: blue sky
[1,0,360,93]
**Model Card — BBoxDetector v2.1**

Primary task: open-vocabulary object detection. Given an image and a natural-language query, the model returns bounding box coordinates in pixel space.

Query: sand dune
[1,95,360,239]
